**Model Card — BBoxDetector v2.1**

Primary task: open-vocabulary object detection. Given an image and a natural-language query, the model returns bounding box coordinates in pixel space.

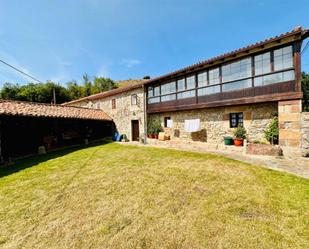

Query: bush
[233,126,247,139]
[148,118,162,135]
[264,116,279,145]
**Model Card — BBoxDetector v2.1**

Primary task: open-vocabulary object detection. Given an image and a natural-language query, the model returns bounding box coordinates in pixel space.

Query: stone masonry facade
[278,99,302,157]
[67,88,145,141]
[301,112,309,156]
[149,102,277,144]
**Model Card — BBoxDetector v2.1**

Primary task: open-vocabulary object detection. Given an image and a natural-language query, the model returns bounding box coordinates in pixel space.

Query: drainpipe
[143,85,147,144]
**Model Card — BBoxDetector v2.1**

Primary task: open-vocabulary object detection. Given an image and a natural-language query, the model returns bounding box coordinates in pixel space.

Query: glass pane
[222,79,252,92]
[148,97,160,104]
[161,94,176,102]
[154,86,160,96]
[177,90,195,99]
[209,68,220,85]
[222,58,251,82]
[198,85,221,96]
[148,87,153,97]
[283,70,295,81]
[161,81,176,95]
[254,70,294,86]
[177,79,185,91]
[186,76,196,89]
[274,45,293,71]
[198,72,207,87]
[254,52,270,75]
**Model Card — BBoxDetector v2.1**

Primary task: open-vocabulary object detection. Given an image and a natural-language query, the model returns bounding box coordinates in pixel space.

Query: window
[197,85,220,96]
[230,113,243,128]
[131,94,137,105]
[154,86,160,96]
[177,79,185,91]
[208,68,220,85]
[148,87,153,97]
[164,117,171,128]
[96,102,101,109]
[161,94,176,102]
[148,97,160,104]
[112,99,116,109]
[198,72,207,87]
[177,77,195,99]
[161,82,176,95]
[274,45,293,71]
[222,58,252,83]
[222,79,252,92]
[254,52,271,75]
[186,75,196,89]
[254,70,295,86]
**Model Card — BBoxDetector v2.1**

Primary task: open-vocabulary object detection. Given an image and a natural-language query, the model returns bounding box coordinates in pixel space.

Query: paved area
[121,140,309,179]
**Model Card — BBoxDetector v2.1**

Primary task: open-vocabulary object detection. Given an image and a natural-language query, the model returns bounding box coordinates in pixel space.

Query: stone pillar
[278,99,302,157]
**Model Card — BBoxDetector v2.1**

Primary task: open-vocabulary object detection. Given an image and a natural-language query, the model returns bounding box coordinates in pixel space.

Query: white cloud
[120,58,141,68]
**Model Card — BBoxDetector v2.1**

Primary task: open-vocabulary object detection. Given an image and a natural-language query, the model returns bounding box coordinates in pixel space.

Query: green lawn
[0,143,308,249]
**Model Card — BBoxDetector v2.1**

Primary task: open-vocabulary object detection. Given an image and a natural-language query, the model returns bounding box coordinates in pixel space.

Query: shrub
[148,118,162,135]
[264,116,279,145]
[233,126,247,139]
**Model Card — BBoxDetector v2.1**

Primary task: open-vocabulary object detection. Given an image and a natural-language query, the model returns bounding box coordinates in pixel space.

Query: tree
[302,72,309,111]
[92,77,117,94]
[143,76,151,79]
[66,80,84,100]
[0,83,20,100]
[82,74,92,97]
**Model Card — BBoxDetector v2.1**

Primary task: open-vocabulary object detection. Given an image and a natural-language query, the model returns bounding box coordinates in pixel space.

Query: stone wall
[148,102,277,144]
[301,112,309,157]
[278,99,302,157]
[67,88,145,141]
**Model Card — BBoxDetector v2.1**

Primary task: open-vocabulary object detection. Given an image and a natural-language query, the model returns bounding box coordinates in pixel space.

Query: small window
[164,117,171,128]
[112,99,116,109]
[96,102,101,109]
[131,94,137,105]
[230,112,243,128]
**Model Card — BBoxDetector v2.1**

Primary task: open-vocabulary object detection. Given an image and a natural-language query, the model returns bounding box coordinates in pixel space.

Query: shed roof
[0,100,112,121]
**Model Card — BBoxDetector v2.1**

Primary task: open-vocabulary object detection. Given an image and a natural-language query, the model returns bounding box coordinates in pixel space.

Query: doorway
[131,120,139,141]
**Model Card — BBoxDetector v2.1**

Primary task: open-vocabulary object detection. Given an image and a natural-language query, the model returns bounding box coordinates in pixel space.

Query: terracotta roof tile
[0,100,112,121]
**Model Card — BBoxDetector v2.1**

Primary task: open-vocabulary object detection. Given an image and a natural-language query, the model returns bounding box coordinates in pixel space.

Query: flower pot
[223,136,233,146]
[233,138,243,146]
[154,134,159,139]
[148,134,154,139]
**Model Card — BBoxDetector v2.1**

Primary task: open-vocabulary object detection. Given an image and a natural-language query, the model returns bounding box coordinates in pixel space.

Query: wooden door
[131,120,139,141]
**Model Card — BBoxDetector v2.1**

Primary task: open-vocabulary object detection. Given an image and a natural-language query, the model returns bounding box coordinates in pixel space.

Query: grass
[0,143,308,249]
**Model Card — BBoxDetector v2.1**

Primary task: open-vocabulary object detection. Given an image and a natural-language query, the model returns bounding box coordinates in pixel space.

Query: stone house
[64,27,309,157]
[65,82,146,142]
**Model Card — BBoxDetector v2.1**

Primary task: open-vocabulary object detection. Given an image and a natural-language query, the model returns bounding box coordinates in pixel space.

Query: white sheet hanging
[184,119,200,132]
[166,119,173,128]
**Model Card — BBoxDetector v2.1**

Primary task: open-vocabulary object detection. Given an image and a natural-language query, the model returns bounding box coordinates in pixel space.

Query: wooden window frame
[164,117,171,128]
[131,94,137,105]
[229,112,244,128]
[112,99,116,109]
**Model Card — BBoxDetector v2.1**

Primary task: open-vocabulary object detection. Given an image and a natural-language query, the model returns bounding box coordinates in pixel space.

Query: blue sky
[0,0,308,86]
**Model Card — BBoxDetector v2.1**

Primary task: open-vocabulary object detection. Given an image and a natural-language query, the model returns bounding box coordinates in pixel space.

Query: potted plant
[152,119,162,139]
[233,126,247,146]
[147,120,155,138]
[264,116,279,145]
